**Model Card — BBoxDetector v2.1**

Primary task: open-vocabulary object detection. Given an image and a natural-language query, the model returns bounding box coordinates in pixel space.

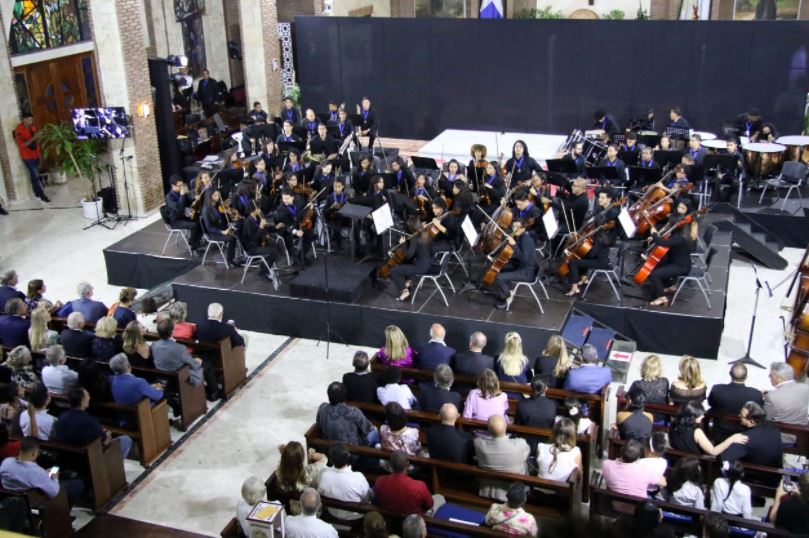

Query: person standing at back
[14,113,49,203]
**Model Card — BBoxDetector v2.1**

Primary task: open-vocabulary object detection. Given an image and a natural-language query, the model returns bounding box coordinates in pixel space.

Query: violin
[299,186,328,231]
[633,208,708,285]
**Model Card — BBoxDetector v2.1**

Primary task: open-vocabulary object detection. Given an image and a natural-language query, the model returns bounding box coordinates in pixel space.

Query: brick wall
[224,0,245,88]
[262,0,283,105]
[277,0,322,22]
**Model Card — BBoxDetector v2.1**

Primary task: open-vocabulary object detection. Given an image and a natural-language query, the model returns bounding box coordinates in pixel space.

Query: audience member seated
[362,511,390,538]
[556,397,593,436]
[474,415,530,501]
[274,441,327,508]
[317,443,372,521]
[0,271,26,314]
[237,476,266,536]
[764,362,809,444]
[285,488,338,538]
[413,323,455,370]
[19,385,55,441]
[168,301,196,340]
[77,354,109,403]
[26,279,63,314]
[374,325,413,368]
[616,392,653,445]
[770,473,809,535]
[0,299,30,348]
[668,355,706,406]
[537,418,582,482]
[342,351,378,404]
[484,482,538,537]
[710,460,751,519]
[151,318,205,389]
[374,450,442,515]
[57,282,108,324]
[601,439,666,498]
[0,428,20,459]
[495,332,532,391]
[707,363,764,441]
[5,346,38,391]
[627,355,669,419]
[317,382,376,446]
[379,402,422,456]
[418,364,462,413]
[610,500,675,538]
[533,334,571,389]
[463,369,508,425]
[0,382,24,433]
[401,514,427,538]
[137,297,159,334]
[91,316,123,361]
[666,457,705,508]
[42,346,79,394]
[110,287,137,329]
[109,353,164,407]
[376,366,417,410]
[640,432,669,478]
[196,303,246,349]
[721,401,783,470]
[59,312,93,358]
[122,321,152,369]
[426,403,473,463]
[563,344,611,394]
[28,306,57,351]
[669,401,747,456]
[451,331,493,378]
[515,378,557,431]
[0,436,84,508]
[52,387,133,460]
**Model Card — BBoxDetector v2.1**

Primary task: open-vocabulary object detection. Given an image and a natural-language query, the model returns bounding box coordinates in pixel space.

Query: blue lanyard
[519,203,534,219]
[240,195,249,207]
[486,175,497,185]
[286,110,294,120]
[396,171,403,184]
[330,111,337,120]
[607,159,618,167]
[249,215,259,227]
[363,110,368,121]
[287,204,297,218]
[284,134,292,142]
[515,156,524,170]
[642,160,653,168]
[690,147,700,157]
[339,123,344,135]
[745,121,752,134]
[417,187,426,195]
[333,192,345,203]
[308,121,317,131]
[447,173,457,182]
[169,191,180,202]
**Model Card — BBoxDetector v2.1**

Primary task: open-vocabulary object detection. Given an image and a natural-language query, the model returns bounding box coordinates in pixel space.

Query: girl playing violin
[243,201,280,281]
[565,188,620,297]
[468,143,488,191]
[390,216,436,302]
[647,199,698,307]
[480,161,506,214]
[438,160,464,198]
[201,190,239,267]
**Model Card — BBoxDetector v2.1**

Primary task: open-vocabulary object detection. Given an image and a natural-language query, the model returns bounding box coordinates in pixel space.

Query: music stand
[292,125,309,140]
[277,141,306,156]
[585,166,620,182]
[619,150,640,167]
[338,203,373,263]
[665,126,690,140]
[653,150,684,169]
[638,133,661,148]
[316,113,331,124]
[546,159,578,175]
[703,154,739,172]
[330,157,351,175]
[411,156,440,171]
[379,172,397,190]
[628,166,662,187]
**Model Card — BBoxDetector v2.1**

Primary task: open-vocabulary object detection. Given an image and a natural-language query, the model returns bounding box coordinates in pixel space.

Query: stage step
[713,204,788,270]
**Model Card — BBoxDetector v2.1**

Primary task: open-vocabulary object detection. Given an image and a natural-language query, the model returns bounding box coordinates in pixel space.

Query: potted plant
[38,122,104,219]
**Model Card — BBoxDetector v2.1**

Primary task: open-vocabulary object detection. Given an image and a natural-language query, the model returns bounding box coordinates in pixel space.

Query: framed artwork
[181,14,207,75]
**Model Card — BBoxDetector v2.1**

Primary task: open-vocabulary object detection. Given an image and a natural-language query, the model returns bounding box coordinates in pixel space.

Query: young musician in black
[390,158,415,195]
[236,117,254,157]
[280,96,300,125]
[429,197,455,251]
[735,108,762,139]
[645,199,697,307]
[620,132,641,165]
[201,190,240,266]
[309,123,338,158]
[554,177,590,233]
[354,175,388,257]
[334,109,354,146]
[505,140,543,184]
[412,173,436,219]
[600,145,627,185]
[277,120,301,144]
[468,144,488,189]
[327,100,340,123]
[638,147,658,169]
[323,177,350,250]
[388,216,435,302]
[165,175,202,250]
[450,180,474,223]
[301,108,320,139]
[565,188,620,297]
[479,161,506,213]
[352,153,375,196]
[593,110,620,137]
[491,219,538,310]
[283,149,306,177]
[668,106,690,130]
[563,141,586,175]
[242,202,280,281]
[229,182,255,220]
[357,96,377,150]
[438,160,464,198]
[260,140,282,173]
[687,134,707,166]
[753,122,777,143]
[249,101,268,124]
[273,188,315,266]
[715,138,744,203]
[312,160,335,192]
[512,189,543,242]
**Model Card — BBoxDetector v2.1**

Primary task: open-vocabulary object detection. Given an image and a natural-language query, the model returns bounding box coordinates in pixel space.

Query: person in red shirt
[373,450,444,515]
[14,113,49,203]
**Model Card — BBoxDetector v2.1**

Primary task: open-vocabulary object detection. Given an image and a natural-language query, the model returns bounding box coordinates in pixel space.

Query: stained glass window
[9,0,91,55]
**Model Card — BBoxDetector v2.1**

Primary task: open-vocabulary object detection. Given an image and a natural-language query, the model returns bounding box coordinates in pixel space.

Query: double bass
[785,245,809,378]
[633,208,708,285]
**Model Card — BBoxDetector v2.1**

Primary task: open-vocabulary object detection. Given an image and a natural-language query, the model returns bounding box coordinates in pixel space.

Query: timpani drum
[691,131,717,141]
[775,135,809,165]
[742,142,786,178]
[702,139,727,153]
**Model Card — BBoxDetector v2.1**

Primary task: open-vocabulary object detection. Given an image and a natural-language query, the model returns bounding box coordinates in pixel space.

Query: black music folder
[410,156,440,171]
[546,159,578,174]
[585,166,620,181]
[628,166,662,186]
[277,141,306,155]
[653,150,684,168]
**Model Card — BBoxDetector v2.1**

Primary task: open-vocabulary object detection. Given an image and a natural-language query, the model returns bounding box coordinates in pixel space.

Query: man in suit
[515,378,557,430]
[195,69,220,118]
[56,282,108,324]
[413,323,456,370]
[426,404,473,463]
[418,364,462,413]
[564,344,612,394]
[109,353,164,406]
[196,302,245,349]
[0,299,30,348]
[474,415,530,501]
[0,271,25,314]
[342,351,378,403]
[708,364,764,441]
[721,401,783,478]
[153,317,215,401]
[451,331,494,378]
[59,312,94,358]
[764,362,809,445]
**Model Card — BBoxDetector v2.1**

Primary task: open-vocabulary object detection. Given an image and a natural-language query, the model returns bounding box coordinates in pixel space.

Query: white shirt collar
[429,339,446,346]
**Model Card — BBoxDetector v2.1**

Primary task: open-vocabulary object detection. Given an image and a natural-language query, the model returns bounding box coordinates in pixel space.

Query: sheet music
[542,207,559,240]
[618,207,637,238]
[461,215,479,247]
[371,203,394,234]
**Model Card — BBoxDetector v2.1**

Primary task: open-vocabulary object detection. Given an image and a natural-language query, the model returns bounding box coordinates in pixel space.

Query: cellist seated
[491,219,538,310]
[565,188,620,297]
[390,216,436,303]
[646,199,698,307]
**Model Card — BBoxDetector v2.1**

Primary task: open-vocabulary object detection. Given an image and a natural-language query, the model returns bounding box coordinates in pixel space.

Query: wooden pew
[349,400,598,502]
[40,436,126,511]
[0,487,73,537]
[615,386,809,457]
[588,471,795,537]
[304,424,582,520]
[374,364,610,451]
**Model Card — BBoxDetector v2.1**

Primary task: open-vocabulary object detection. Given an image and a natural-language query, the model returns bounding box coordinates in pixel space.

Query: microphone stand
[729,261,767,369]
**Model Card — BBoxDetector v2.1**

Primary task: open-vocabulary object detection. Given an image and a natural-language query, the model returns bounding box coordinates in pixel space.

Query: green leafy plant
[38,122,104,202]
[603,9,626,19]
[516,6,563,19]
[284,84,301,107]
[636,3,650,19]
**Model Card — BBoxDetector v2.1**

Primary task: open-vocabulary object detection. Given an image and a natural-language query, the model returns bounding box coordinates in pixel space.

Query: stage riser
[104,250,201,289]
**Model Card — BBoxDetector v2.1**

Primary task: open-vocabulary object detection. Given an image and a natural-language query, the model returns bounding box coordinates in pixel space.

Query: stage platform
[105,223,733,357]
[418,129,567,164]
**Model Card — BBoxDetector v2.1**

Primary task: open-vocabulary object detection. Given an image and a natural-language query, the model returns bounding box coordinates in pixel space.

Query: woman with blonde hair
[463,368,509,424]
[5,347,37,391]
[534,334,571,388]
[628,355,669,419]
[374,325,413,368]
[537,418,582,481]
[91,316,122,361]
[496,332,531,383]
[669,355,706,405]
[28,306,57,351]
[122,321,151,368]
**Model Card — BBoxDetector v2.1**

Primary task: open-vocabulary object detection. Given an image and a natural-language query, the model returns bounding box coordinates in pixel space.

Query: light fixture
[167,54,189,68]
[323,0,333,14]
[137,102,151,118]
[172,73,193,90]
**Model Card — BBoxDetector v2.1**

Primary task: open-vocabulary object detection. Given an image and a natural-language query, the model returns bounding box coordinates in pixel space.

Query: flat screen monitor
[71,107,130,139]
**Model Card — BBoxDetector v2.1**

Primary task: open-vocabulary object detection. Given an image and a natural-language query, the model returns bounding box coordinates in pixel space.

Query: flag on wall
[679,0,712,20]
[480,0,504,18]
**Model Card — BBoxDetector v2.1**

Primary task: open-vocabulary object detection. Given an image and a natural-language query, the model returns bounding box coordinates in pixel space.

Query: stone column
[239,0,283,113]
[90,0,164,213]
[203,0,231,86]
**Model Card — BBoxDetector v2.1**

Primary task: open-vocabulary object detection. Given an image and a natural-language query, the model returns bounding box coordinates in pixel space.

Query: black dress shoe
[40,196,51,203]
[0,206,7,215]
[495,300,508,310]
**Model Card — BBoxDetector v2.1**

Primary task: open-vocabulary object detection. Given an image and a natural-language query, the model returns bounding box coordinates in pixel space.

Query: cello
[633,208,707,285]
[477,210,523,286]
[785,245,809,378]
[556,198,626,278]
[377,213,448,279]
